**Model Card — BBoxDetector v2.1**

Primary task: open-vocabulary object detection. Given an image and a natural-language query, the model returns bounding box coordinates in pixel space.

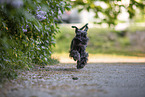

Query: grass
[52,24,145,57]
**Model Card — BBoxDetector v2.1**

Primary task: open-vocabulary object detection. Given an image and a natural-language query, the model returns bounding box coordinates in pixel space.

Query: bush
[0,0,70,80]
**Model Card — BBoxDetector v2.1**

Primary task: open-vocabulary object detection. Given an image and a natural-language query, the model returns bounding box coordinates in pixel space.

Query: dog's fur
[69,23,89,69]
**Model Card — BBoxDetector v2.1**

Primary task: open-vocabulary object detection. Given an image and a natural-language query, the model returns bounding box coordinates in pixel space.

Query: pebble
[72,77,78,80]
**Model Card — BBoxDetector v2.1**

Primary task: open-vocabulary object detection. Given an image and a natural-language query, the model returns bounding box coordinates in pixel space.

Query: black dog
[69,23,89,69]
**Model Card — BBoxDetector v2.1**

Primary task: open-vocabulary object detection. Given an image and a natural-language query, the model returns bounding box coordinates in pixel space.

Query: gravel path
[0,63,145,97]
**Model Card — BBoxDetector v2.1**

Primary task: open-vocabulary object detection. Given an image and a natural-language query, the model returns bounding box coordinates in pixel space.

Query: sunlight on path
[52,53,145,63]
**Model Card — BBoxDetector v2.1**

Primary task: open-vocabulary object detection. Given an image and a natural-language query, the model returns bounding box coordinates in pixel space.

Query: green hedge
[0,0,70,80]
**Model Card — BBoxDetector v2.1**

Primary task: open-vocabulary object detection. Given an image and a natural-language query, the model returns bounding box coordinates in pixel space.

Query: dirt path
[0,63,145,97]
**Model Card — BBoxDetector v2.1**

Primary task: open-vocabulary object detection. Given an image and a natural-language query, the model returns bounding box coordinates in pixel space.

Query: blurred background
[52,0,145,63]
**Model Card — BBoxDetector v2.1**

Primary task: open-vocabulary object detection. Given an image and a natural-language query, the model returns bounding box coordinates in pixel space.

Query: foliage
[71,0,145,26]
[0,0,70,80]
[54,25,145,56]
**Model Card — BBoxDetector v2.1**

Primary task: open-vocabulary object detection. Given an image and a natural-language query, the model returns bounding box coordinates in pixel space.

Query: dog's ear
[72,26,77,28]
[80,23,88,30]
[72,26,79,33]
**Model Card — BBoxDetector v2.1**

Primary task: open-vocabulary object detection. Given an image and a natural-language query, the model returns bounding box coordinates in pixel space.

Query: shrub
[0,0,70,80]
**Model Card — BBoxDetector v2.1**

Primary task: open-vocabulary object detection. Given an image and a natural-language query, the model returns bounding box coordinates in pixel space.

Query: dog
[69,23,89,69]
